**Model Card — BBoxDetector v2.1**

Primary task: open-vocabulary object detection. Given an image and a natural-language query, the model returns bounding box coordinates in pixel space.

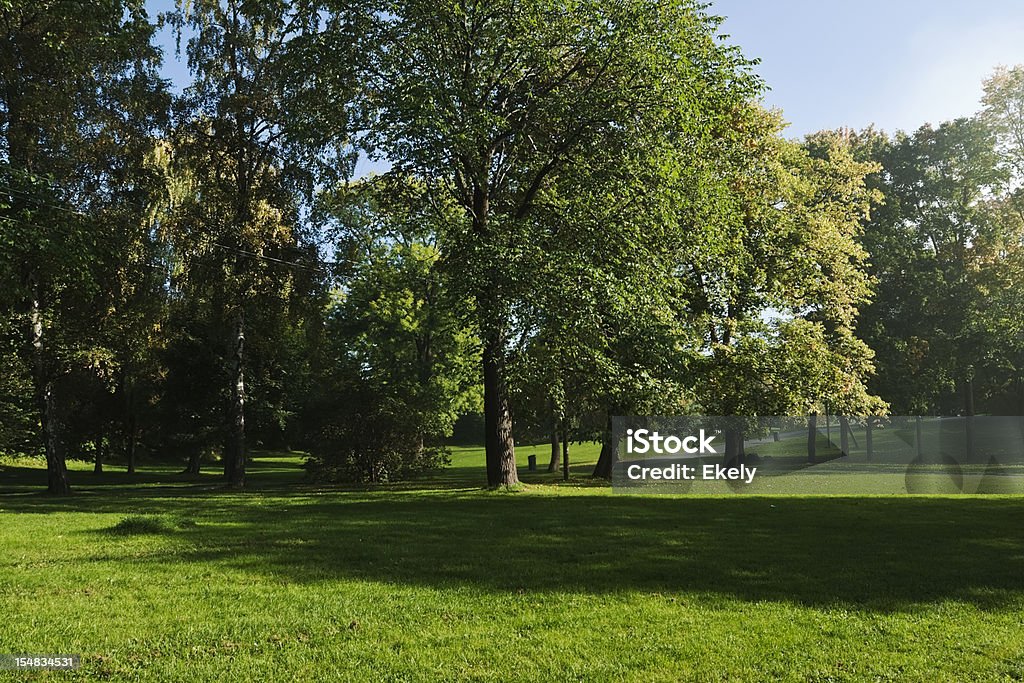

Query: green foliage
[7,0,1024,498]
[676,108,885,419]
[0,0,169,487]
[366,0,762,483]
[977,66,1024,414]
[0,316,34,454]
[160,0,364,481]
[307,388,451,483]
[150,304,227,456]
[307,179,477,481]
[855,116,1017,414]
[982,65,1024,177]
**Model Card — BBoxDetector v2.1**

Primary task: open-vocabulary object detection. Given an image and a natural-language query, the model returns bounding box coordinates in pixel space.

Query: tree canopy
[2,0,1023,494]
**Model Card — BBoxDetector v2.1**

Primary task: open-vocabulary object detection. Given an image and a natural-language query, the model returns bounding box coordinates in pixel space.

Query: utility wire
[208,241,346,272]
[0,214,168,273]
[0,183,90,218]
[0,182,348,275]
[0,176,433,277]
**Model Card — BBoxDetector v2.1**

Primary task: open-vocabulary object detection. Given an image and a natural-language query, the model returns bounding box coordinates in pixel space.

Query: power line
[0,213,71,235]
[0,182,164,224]
[0,178,419,277]
[0,183,89,218]
[208,241,346,272]
[0,184,344,270]
[0,214,168,274]
[0,207,345,275]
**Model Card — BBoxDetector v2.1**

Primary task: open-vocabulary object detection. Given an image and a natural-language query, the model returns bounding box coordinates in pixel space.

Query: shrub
[306,393,449,483]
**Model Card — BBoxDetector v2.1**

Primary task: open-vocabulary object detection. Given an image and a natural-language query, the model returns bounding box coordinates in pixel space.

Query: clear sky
[712,0,1024,137]
[147,0,1024,141]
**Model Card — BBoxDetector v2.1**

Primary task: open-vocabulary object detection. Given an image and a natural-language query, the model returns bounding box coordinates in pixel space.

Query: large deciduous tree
[0,0,166,494]
[855,118,1009,415]
[977,66,1024,413]
[367,0,759,486]
[308,178,480,481]
[675,109,885,459]
[167,0,363,487]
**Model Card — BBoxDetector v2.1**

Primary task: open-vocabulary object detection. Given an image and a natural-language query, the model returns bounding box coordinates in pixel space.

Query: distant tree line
[1,0,1022,494]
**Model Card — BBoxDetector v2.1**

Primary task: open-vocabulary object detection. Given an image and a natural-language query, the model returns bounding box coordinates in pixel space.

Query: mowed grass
[2,447,1024,681]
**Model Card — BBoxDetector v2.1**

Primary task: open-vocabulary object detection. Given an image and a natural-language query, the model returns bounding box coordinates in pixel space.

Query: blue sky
[147,0,1024,140]
[713,0,1024,136]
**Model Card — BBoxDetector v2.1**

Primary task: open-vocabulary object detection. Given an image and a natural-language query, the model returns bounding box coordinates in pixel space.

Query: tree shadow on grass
[5,454,1024,611]
[0,462,224,493]
[65,493,1024,611]
[0,453,313,499]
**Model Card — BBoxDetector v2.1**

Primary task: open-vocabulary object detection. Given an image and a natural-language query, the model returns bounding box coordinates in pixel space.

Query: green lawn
[2,448,1024,681]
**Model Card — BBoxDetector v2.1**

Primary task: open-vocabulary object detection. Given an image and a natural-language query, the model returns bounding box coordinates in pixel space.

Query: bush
[306,394,449,483]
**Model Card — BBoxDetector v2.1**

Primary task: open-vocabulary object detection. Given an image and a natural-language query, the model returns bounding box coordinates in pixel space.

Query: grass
[107,515,198,535]
[2,446,1024,681]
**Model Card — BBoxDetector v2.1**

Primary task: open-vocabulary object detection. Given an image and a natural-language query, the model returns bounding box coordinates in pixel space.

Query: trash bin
[527,454,537,471]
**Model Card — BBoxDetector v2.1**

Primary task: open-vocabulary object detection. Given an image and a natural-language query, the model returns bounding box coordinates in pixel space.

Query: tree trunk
[124,378,137,475]
[561,423,570,482]
[963,377,975,461]
[226,308,247,488]
[548,423,559,474]
[592,411,615,480]
[126,423,137,474]
[29,274,70,496]
[839,415,850,457]
[866,417,874,461]
[184,448,202,475]
[807,413,817,464]
[13,112,67,495]
[482,332,518,488]
[725,428,741,465]
[94,438,104,474]
[223,438,235,481]
[43,381,69,495]
[473,181,517,488]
